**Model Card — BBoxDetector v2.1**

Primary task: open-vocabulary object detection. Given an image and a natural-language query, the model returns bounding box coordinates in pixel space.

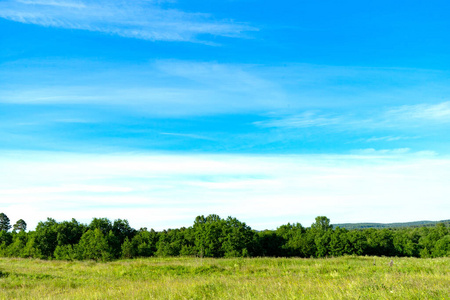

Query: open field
[0,256,449,299]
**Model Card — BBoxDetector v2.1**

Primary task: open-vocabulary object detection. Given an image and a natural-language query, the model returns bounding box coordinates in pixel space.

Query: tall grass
[1,256,448,299]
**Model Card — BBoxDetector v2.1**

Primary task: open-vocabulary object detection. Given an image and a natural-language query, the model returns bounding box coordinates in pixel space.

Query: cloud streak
[256,101,450,131]
[254,111,343,128]
[0,0,257,43]
[385,102,450,123]
[0,60,287,116]
[4,60,450,118]
[2,60,450,154]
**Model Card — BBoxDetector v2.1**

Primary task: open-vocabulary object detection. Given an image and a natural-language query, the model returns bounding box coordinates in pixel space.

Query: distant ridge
[333,219,450,230]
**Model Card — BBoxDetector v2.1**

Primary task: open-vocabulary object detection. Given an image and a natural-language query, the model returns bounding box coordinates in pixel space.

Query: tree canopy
[0,213,11,232]
[0,212,449,261]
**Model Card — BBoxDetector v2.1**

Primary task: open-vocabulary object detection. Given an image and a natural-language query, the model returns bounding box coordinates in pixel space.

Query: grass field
[0,256,449,299]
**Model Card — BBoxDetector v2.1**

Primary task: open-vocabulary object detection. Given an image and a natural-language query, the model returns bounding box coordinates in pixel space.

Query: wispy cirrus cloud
[385,101,450,123]
[16,0,87,8]
[160,132,215,141]
[254,111,343,128]
[352,148,411,155]
[2,59,450,117]
[365,136,416,142]
[2,60,450,154]
[256,101,450,131]
[0,0,257,43]
[0,60,287,116]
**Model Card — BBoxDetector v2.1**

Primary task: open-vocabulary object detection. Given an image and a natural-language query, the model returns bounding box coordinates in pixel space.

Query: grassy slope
[1,256,449,299]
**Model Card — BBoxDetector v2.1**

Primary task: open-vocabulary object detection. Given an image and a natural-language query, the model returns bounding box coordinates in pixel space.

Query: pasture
[0,256,449,299]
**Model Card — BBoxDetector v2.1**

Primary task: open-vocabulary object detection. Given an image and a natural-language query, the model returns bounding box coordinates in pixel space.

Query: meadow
[0,256,449,299]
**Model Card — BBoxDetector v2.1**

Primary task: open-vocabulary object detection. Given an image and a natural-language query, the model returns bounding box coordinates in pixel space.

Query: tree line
[0,213,449,261]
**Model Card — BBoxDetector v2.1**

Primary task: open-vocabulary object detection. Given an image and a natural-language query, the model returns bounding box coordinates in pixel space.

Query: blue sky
[1,0,450,230]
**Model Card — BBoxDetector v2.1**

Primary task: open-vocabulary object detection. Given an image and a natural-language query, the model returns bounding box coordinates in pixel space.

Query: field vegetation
[1,213,449,299]
[1,256,449,299]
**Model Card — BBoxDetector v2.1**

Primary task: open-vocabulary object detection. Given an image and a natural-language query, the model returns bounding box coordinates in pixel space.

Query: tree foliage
[12,219,27,233]
[0,213,11,232]
[0,214,449,260]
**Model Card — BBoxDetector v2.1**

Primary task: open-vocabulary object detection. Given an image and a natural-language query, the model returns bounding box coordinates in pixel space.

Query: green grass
[1,256,449,299]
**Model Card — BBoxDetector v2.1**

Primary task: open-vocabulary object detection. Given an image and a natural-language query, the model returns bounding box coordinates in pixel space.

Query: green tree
[366,229,395,256]
[77,228,112,261]
[155,228,191,257]
[121,237,135,259]
[255,230,285,257]
[419,223,449,257]
[193,214,225,257]
[89,218,113,234]
[89,217,123,258]
[5,231,28,257]
[55,219,86,247]
[12,219,27,232]
[310,216,333,257]
[110,219,136,258]
[54,244,77,260]
[276,223,309,257]
[311,216,332,232]
[0,213,11,232]
[346,230,367,255]
[112,219,136,245]
[130,229,158,257]
[0,230,13,250]
[393,229,418,257]
[314,230,332,257]
[329,227,349,256]
[432,236,450,257]
[34,218,59,258]
[221,217,255,257]
[22,232,40,258]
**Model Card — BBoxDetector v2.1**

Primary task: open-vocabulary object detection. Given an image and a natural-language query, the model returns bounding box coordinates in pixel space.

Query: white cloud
[353,148,411,155]
[2,60,450,118]
[365,136,416,142]
[0,0,257,43]
[17,0,87,8]
[256,100,450,131]
[254,111,342,128]
[160,132,215,141]
[2,184,134,195]
[0,60,287,115]
[1,151,449,230]
[385,101,450,123]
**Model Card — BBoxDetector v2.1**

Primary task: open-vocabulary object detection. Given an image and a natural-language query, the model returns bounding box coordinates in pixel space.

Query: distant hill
[333,219,450,230]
